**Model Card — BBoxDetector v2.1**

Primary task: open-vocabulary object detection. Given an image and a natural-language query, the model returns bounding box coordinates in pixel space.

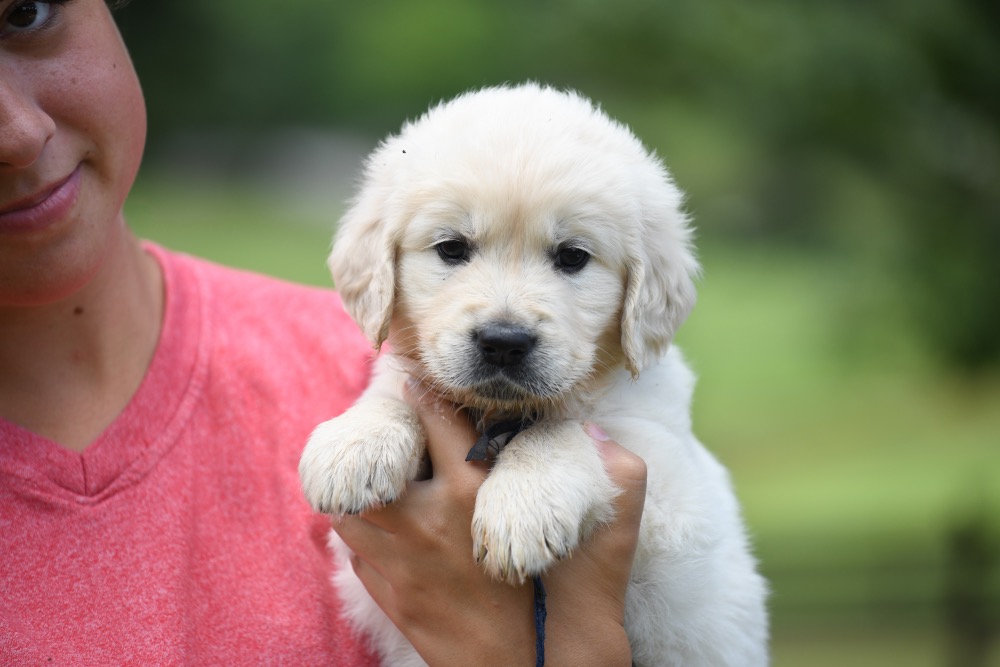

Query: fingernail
[585,422,612,442]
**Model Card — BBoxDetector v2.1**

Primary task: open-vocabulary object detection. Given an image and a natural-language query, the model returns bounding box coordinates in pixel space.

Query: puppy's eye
[554,246,590,273]
[436,239,470,264]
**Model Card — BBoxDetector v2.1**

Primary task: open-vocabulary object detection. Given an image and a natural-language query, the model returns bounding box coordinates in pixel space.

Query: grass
[126,175,1000,664]
[681,246,1000,519]
[771,625,1000,667]
[679,246,1000,544]
[126,172,338,286]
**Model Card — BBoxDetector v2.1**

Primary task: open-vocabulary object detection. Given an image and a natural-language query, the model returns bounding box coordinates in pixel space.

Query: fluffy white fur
[299,83,769,666]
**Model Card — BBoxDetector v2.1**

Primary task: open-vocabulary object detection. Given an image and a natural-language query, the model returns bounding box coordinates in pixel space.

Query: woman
[0,1,646,664]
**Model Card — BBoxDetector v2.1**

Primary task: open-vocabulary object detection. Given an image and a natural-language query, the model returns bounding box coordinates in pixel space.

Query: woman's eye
[554,246,590,273]
[3,1,60,36]
[435,239,470,264]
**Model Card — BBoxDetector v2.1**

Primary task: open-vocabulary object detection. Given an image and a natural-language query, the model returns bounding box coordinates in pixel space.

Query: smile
[0,167,82,234]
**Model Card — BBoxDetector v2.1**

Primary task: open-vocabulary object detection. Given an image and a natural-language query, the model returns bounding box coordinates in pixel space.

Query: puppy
[299,83,768,666]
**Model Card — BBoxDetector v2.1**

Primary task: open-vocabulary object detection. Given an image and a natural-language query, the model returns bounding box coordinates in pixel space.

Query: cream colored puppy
[300,83,768,666]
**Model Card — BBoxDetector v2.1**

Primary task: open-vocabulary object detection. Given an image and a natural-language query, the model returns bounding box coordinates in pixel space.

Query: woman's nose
[0,74,56,169]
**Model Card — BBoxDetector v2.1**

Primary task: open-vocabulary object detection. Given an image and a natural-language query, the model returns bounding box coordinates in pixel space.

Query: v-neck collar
[0,244,210,503]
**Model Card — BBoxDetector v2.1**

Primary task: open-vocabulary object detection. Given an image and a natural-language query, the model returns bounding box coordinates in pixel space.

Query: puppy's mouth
[441,358,568,410]
[465,369,556,402]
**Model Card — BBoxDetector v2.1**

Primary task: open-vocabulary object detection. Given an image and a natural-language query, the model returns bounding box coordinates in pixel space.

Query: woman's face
[0,0,146,306]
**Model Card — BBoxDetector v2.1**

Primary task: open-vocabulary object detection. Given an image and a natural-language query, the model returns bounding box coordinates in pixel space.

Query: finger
[346,549,399,616]
[575,423,647,587]
[587,422,647,528]
[331,512,395,563]
[402,379,489,485]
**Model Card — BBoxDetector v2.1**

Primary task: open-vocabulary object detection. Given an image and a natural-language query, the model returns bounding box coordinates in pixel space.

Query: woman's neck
[0,229,164,452]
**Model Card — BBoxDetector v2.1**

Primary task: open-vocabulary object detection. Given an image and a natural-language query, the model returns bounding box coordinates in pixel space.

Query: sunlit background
[113,2,999,664]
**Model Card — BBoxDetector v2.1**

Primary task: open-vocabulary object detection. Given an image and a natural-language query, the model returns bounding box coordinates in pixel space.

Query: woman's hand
[331,383,646,666]
[540,421,646,667]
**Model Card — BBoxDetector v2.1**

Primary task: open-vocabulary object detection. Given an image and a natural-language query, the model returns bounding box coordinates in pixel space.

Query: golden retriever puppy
[300,83,768,666]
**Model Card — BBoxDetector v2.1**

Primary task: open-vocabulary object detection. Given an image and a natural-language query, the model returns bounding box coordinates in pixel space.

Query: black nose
[476,324,536,367]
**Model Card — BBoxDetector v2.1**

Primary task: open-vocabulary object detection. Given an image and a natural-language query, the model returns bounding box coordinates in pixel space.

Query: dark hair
[106,0,132,9]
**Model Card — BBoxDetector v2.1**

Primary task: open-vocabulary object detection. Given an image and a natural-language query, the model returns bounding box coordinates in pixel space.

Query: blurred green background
[113,1,999,664]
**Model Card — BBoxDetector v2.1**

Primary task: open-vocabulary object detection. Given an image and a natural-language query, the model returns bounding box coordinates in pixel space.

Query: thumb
[402,379,488,484]
[584,422,647,566]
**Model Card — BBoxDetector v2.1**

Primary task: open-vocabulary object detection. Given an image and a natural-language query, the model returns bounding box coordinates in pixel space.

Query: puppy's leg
[472,421,617,584]
[299,360,424,515]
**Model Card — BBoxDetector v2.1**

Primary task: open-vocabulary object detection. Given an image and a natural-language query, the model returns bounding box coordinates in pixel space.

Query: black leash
[465,417,533,461]
[533,575,547,666]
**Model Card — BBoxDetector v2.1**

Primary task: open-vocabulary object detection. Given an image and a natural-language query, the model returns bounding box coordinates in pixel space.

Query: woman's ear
[620,208,699,377]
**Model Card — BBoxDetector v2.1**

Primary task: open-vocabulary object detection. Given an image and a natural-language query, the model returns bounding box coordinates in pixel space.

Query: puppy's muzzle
[475,323,536,367]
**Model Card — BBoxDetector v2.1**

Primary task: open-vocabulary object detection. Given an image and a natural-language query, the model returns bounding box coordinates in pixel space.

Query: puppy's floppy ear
[621,197,700,377]
[328,191,398,348]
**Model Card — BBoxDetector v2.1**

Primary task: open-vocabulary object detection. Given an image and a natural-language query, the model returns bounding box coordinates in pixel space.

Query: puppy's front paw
[471,423,617,584]
[299,399,424,515]
[472,482,580,584]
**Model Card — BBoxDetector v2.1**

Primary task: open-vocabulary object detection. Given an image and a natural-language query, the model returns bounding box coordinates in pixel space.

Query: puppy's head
[331,83,698,411]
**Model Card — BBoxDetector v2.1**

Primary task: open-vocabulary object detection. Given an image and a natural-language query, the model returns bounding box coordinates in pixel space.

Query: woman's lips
[0,167,82,234]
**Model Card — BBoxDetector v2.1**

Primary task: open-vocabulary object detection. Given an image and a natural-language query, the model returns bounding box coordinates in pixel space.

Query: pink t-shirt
[0,245,379,666]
